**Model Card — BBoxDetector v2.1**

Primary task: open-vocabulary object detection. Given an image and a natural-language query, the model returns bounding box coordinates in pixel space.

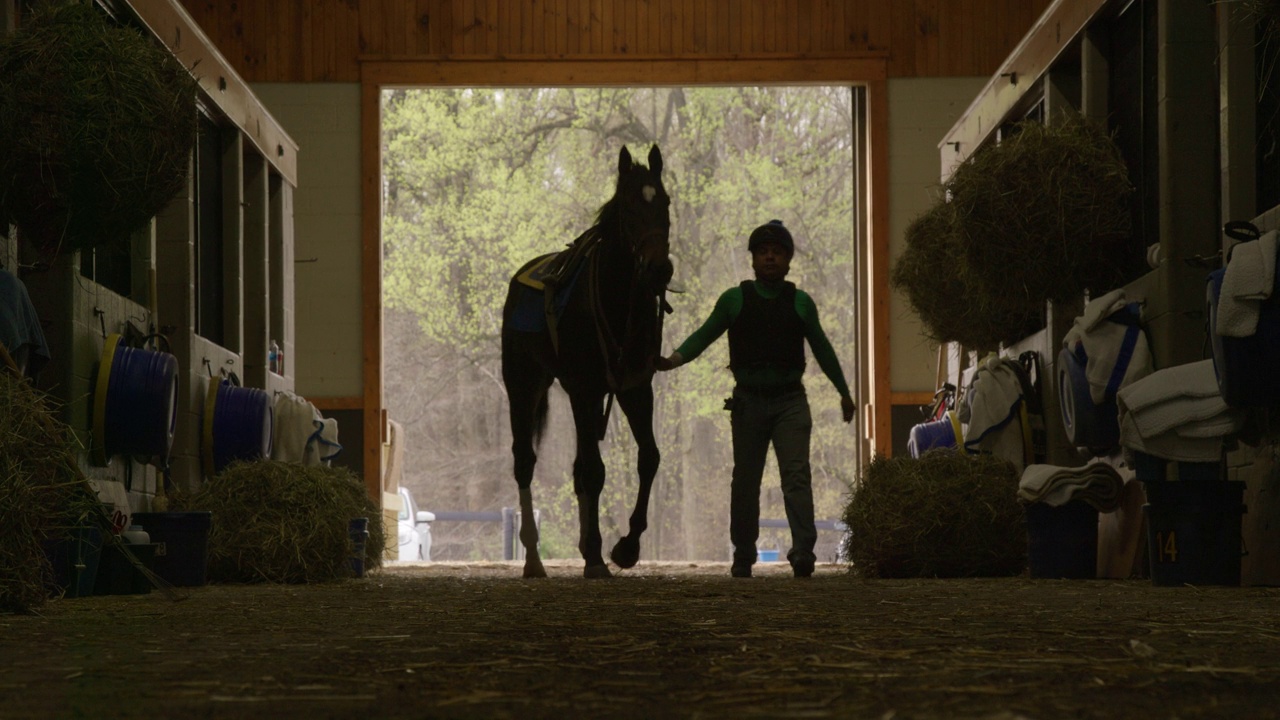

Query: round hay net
[1,371,106,614]
[183,461,386,584]
[841,450,1026,579]
[891,200,1042,350]
[946,117,1139,310]
[0,2,198,255]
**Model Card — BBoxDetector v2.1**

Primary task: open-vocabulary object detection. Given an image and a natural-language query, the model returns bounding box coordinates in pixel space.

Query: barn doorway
[380,86,865,564]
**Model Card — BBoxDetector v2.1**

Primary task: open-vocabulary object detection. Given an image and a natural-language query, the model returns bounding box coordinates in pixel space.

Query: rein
[585,226,668,438]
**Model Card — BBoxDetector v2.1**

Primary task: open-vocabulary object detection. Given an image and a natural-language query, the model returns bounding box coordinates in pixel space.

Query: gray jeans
[729,385,815,569]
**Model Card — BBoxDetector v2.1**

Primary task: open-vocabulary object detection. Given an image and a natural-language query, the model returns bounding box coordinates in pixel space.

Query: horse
[500,144,673,578]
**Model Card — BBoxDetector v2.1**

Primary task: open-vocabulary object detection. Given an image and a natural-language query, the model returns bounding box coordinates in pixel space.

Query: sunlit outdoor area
[381,86,858,562]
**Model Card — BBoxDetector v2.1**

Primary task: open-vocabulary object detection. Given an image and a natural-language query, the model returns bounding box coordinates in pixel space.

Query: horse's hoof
[583,563,613,579]
[609,536,640,569]
[523,560,547,578]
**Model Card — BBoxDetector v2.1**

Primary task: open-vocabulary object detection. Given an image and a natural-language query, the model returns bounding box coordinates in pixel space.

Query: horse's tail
[531,383,550,448]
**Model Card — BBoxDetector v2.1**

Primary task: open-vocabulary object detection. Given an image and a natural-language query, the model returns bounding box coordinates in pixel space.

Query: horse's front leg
[569,390,612,578]
[610,383,660,569]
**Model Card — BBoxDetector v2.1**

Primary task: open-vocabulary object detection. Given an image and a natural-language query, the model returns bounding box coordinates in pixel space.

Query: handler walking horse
[501,145,673,578]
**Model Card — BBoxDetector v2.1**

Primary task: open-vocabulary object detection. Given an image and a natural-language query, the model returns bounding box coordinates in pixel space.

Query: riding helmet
[748,219,794,256]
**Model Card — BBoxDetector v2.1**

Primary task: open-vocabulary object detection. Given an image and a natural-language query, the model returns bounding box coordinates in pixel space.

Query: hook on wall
[1000,71,1018,86]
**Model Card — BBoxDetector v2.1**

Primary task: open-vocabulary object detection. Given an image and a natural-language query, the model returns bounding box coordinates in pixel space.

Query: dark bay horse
[501,145,673,578]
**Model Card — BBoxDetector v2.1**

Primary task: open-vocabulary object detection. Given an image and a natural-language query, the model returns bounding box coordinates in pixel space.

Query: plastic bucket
[131,512,212,587]
[43,526,104,598]
[758,549,780,562]
[93,333,179,465]
[1142,480,1245,587]
[907,411,961,458]
[202,379,274,476]
[1024,501,1098,579]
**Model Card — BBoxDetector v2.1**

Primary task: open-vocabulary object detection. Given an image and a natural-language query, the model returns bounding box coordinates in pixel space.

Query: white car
[397,486,435,561]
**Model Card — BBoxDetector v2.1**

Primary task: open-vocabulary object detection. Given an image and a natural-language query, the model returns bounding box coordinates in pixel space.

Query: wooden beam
[125,0,298,185]
[938,0,1118,173]
[310,395,365,411]
[362,54,887,86]
[890,391,937,406]
[361,78,384,504]
[867,76,891,458]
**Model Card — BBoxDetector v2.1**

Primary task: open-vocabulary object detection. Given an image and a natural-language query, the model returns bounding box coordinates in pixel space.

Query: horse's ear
[648,145,663,175]
[619,146,633,174]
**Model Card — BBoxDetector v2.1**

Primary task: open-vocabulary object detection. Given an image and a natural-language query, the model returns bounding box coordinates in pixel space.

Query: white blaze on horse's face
[643,185,656,203]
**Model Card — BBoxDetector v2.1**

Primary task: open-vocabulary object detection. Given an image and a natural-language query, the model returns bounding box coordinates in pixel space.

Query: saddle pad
[509,255,584,333]
[516,254,556,291]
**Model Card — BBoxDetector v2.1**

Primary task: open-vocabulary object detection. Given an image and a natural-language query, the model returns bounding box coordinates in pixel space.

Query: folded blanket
[1116,360,1245,462]
[1217,230,1277,337]
[1019,461,1125,511]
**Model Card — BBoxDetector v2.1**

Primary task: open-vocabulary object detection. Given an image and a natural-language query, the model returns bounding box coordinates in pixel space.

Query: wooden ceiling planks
[178,1,1053,85]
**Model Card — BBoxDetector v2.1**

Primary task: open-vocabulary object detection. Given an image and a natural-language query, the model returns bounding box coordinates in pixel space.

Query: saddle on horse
[515,229,601,354]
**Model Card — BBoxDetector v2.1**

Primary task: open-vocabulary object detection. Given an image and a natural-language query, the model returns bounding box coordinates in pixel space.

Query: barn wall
[2,0,300,515]
[179,0,1052,83]
[887,76,989,396]
[250,83,364,398]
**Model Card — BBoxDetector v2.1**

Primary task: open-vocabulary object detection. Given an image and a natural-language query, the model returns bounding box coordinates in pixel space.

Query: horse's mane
[592,192,620,240]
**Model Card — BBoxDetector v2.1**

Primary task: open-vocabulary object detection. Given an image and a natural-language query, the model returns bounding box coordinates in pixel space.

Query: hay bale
[891,200,1042,350]
[0,2,197,254]
[841,450,1026,579]
[0,372,106,614]
[186,461,386,584]
[946,118,1138,312]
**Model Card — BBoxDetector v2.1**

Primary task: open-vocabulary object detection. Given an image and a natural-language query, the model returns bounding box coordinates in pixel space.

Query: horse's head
[608,145,673,294]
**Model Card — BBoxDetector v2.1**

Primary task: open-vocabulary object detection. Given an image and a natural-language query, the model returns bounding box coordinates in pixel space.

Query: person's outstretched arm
[655,287,740,371]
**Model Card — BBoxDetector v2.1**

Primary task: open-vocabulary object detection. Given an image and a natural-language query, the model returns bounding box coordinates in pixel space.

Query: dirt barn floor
[3,560,1279,720]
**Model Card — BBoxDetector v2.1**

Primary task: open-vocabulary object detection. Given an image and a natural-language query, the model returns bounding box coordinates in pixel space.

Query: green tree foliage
[382,87,856,561]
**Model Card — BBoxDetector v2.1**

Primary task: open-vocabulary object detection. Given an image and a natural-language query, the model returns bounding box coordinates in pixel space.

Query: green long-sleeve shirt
[673,281,852,398]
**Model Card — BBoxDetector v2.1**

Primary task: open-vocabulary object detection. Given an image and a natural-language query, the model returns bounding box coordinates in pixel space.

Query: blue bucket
[1056,346,1118,453]
[907,411,961,458]
[202,379,273,476]
[92,333,178,465]
[349,518,370,578]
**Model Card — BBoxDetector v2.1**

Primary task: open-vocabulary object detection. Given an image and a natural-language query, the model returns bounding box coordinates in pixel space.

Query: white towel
[960,354,1028,470]
[272,390,342,466]
[1062,290,1154,406]
[1073,288,1128,334]
[1116,360,1245,462]
[1217,230,1277,337]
